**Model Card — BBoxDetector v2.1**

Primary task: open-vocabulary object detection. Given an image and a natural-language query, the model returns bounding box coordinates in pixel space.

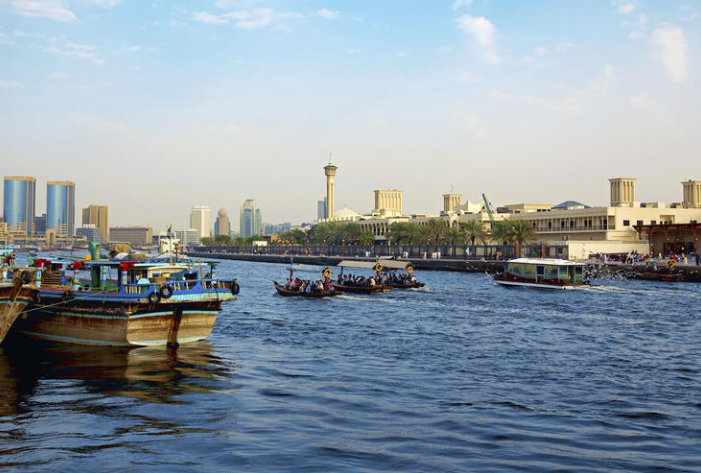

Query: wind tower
[323,154,338,220]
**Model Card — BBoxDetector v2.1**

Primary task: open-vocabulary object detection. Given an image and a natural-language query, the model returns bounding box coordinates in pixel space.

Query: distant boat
[332,260,393,294]
[494,258,589,290]
[274,264,338,298]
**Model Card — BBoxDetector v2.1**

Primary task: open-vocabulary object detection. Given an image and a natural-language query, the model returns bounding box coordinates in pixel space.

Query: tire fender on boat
[669,259,676,268]
[231,281,240,295]
[160,285,174,299]
[322,267,332,279]
[148,291,161,304]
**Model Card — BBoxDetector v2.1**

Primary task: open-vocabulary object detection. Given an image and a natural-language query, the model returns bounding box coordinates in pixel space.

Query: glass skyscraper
[3,176,36,235]
[46,181,76,237]
[240,199,262,238]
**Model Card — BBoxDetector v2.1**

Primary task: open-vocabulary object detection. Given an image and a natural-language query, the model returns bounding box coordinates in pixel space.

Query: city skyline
[1,1,699,228]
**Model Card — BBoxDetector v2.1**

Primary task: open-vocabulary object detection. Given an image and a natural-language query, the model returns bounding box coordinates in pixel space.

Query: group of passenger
[336,272,418,287]
[284,278,333,293]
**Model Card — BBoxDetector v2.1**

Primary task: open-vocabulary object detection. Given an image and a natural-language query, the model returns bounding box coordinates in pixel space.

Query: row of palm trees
[386,219,537,246]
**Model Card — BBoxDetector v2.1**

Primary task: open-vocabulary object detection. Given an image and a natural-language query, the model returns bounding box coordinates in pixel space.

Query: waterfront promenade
[188,250,701,283]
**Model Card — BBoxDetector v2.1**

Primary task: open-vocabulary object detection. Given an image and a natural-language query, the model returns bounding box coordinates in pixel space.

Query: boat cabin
[497,258,587,288]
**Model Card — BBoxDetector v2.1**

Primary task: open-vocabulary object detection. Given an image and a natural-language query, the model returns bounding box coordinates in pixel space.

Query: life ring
[160,285,174,299]
[669,259,676,268]
[231,281,240,295]
[406,265,414,275]
[322,267,332,279]
[373,263,383,272]
[62,290,74,302]
[148,291,161,304]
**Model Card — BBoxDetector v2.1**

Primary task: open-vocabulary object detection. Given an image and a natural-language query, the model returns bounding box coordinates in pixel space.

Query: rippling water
[2,259,701,472]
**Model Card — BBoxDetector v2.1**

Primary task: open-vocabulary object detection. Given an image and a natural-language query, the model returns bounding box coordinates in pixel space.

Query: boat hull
[494,279,586,290]
[386,282,425,289]
[0,283,38,344]
[274,282,338,298]
[332,283,392,294]
[14,299,226,347]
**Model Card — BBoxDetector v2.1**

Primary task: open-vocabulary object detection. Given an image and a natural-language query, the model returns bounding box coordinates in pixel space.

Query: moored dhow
[494,257,589,290]
[14,255,239,347]
[0,278,39,345]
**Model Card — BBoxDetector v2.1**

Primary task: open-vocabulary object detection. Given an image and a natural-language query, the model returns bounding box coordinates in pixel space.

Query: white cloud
[194,8,305,29]
[317,9,339,20]
[535,47,548,55]
[628,31,642,39]
[456,15,500,64]
[347,48,361,55]
[628,94,650,106]
[32,40,104,65]
[453,0,474,11]
[555,42,575,51]
[683,13,699,21]
[170,19,186,27]
[617,3,635,14]
[49,72,69,78]
[395,51,407,57]
[0,33,17,45]
[193,11,229,25]
[117,46,140,52]
[649,24,689,83]
[458,71,475,81]
[10,0,122,23]
[595,64,616,92]
[0,80,24,88]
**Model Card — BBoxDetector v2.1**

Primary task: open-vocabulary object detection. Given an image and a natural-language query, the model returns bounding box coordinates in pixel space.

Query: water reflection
[0,340,231,415]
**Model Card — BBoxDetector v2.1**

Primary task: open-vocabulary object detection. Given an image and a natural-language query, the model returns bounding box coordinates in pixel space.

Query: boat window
[558,266,568,279]
[536,265,544,275]
[544,266,558,280]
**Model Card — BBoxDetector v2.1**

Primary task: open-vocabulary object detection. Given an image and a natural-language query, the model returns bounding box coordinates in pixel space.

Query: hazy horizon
[1,0,699,232]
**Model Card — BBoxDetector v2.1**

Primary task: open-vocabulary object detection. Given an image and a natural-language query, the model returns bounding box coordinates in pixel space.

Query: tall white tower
[323,155,338,220]
[190,205,211,240]
[609,178,636,207]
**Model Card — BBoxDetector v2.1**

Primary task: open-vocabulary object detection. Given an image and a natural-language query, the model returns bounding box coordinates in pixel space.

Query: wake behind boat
[494,257,589,290]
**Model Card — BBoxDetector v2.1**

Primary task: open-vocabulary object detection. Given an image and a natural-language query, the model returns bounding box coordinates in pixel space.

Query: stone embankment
[187,251,701,282]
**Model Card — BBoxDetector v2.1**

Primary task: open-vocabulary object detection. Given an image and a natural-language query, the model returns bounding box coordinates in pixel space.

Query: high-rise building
[240,199,262,238]
[82,205,109,243]
[323,156,337,219]
[3,176,36,236]
[47,181,76,237]
[34,213,46,235]
[109,226,153,246]
[190,205,211,241]
[214,208,231,237]
[175,228,200,246]
[317,199,326,221]
[76,224,102,243]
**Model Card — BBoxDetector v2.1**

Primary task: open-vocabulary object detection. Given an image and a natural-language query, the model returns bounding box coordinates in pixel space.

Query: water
[1,259,701,472]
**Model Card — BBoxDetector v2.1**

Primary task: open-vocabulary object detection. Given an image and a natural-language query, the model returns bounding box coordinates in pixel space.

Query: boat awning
[287,264,327,273]
[508,258,583,266]
[337,260,379,269]
[377,260,413,271]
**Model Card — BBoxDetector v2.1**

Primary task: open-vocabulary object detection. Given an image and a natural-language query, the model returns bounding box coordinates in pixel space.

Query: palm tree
[508,219,537,246]
[425,219,448,244]
[358,230,375,245]
[444,227,464,245]
[460,220,488,245]
[490,220,512,244]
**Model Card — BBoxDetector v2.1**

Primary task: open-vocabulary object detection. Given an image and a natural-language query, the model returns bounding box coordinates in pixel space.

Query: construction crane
[482,193,496,229]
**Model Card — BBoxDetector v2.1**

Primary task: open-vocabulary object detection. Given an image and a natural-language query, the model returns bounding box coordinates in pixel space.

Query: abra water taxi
[13,252,239,347]
[274,264,338,298]
[494,258,589,290]
[378,260,425,289]
[332,261,392,294]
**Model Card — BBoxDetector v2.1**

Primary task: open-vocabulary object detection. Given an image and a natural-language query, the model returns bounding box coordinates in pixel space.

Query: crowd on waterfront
[595,250,701,266]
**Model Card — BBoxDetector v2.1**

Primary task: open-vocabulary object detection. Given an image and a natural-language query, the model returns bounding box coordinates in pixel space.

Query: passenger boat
[633,269,684,282]
[332,261,393,294]
[274,265,338,298]
[13,252,239,347]
[494,258,589,290]
[1,249,39,344]
[378,260,425,289]
[0,278,39,345]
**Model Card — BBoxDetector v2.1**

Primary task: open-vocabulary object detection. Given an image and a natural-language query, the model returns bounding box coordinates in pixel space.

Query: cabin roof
[508,258,583,266]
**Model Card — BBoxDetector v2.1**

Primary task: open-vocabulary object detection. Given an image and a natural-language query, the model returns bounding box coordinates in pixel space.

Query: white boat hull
[494,279,582,290]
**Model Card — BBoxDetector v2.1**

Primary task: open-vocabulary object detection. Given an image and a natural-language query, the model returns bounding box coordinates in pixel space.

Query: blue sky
[1,0,699,231]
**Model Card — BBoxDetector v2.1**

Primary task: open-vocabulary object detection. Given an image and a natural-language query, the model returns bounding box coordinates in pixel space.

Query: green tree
[444,227,464,245]
[490,220,512,244]
[460,220,488,245]
[358,230,375,245]
[507,219,537,246]
[425,219,448,244]
[214,235,233,246]
[200,237,214,247]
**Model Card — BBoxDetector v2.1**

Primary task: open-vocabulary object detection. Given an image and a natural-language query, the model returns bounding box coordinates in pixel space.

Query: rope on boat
[17,289,113,316]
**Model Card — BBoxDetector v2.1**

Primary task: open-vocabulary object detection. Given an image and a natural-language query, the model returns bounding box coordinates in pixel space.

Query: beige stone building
[109,226,153,246]
[82,205,109,244]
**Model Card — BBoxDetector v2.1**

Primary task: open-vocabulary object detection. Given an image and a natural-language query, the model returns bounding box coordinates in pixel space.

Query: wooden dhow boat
[274,264,338,298]
[377,260,425,289]
[332,261,393,294]
[1,249,39,345]
[494,258,589,290]
[14,254,239,347]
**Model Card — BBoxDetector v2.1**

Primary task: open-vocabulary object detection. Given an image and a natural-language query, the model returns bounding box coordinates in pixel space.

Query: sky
[1,0,699,232]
